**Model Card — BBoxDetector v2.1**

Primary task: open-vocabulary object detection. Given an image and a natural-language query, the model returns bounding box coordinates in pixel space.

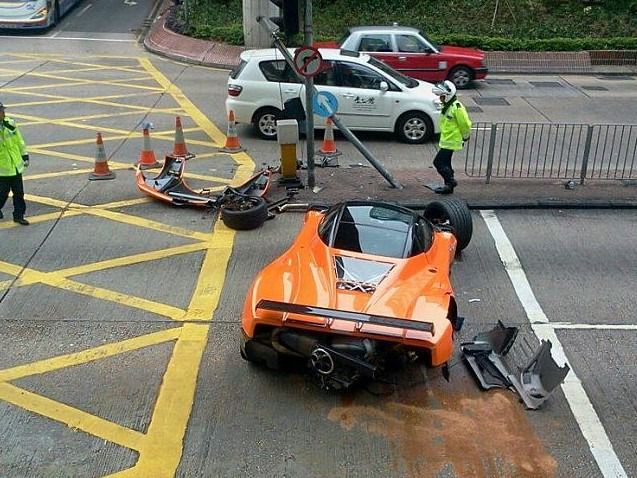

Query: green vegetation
[178,0,637,50]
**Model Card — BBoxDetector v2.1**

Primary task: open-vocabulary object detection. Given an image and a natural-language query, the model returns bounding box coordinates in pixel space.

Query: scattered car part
[136,154,272,207]
[221,196,268,230]
[136,155,293,231]
[461,321,570,409]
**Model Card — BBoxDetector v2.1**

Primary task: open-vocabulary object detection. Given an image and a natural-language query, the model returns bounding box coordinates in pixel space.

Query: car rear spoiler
[256,300,434,334]
[461,321,570,409]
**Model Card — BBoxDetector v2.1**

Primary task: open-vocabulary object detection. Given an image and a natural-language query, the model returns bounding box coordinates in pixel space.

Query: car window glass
[313,61,337,86]
[357,34,392,53]
[412,218,434,254]
[368,57,418,88]
[230,60,248,79]
[259,60,300,83]
[333,223,408,258]
[396,34,428,53]
[336,62,385,90]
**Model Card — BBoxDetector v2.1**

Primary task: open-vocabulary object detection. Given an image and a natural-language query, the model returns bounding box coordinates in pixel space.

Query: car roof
[240,48,370,62]
[348,25,420,34]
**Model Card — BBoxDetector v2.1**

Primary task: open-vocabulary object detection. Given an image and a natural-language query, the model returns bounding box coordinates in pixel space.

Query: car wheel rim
[404,118,426,141]
[452,70,470,88]
[259,114,277,137]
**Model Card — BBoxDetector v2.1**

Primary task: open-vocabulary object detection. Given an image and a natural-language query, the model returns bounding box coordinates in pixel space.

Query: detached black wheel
[395,111,433,144]
[252,107,281,140]
[221,195,268,230]
[448,66,473,89]
[424,198,473,251]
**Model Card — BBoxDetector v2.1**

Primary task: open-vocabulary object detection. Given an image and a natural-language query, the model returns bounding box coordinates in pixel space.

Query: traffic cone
[137,127,160,169]
[89,132,116,181]
[319,117,338,155]
[172,116,191,157]
[219,110,245,153]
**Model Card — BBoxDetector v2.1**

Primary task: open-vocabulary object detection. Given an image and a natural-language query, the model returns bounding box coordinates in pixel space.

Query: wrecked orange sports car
[240,198,473,390]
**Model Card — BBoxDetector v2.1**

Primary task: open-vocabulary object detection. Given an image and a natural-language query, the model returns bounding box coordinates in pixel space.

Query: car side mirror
[379,81,389,92]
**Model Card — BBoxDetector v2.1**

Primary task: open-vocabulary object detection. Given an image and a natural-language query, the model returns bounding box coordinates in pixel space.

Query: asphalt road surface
[0,4,636,477]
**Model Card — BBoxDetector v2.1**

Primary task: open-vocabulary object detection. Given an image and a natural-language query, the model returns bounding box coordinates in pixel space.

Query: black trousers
[433,148,455,184]
[0,174,26,220]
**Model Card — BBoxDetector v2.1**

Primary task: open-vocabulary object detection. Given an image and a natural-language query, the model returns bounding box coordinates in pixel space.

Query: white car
[226,48,442,144]
[0,0,83,30]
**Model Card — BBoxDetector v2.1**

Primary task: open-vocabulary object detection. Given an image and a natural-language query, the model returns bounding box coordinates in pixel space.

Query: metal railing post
[485,123,497,184]
[580,125,593,185]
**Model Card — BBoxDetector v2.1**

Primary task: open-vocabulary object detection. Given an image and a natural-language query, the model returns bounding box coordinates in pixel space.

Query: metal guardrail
[463,122,637,183]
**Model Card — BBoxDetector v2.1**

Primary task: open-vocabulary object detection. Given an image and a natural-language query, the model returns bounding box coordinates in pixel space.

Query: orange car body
[241,202,459,367]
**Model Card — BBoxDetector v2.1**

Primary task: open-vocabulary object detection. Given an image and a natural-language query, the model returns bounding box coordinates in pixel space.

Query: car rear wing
[256,300,434,334]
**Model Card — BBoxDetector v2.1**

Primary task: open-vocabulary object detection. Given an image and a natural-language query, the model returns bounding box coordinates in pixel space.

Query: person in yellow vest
[0,102,30,225]
[431,80,472,194]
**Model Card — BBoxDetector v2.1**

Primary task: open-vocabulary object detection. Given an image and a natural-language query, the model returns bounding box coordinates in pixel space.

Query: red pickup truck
[316,25,488,89]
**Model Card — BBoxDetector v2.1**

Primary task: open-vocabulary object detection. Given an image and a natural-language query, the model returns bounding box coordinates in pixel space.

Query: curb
[142,7,637,76]
[137,0,166,45]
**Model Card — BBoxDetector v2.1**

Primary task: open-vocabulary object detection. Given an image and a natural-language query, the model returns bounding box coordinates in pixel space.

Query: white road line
[480,209,628,478]
[545,323,637,330]
[0,36,134,43]
[76,3,93,17]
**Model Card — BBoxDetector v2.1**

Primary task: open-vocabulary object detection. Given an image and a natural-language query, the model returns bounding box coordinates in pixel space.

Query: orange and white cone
[89,132,116,180]
[172,116,191,157]
[219,110,245,153]
[137,127,160,169]
[319,117,338,155]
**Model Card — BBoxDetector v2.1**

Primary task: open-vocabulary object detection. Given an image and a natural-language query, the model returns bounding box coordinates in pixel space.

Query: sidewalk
[143,2,637,209]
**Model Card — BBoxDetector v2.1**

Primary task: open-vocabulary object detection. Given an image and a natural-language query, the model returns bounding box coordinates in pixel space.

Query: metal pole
[304,0,315,188]
[580,124,593,185]
[485,123,497,184]
[256,16,402,189]
[330,115,402,189]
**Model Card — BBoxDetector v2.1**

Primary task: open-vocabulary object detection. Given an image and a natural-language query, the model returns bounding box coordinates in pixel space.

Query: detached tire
[424,198,473,251]
[221,196,268,230]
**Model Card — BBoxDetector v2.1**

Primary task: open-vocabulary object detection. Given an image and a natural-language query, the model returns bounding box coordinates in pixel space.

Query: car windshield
[367,57,418,88]
[332,204,413,258]
[419,30,439,50]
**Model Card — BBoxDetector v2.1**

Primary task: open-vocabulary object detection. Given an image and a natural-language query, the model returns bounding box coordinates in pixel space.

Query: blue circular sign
[312,91,339,118]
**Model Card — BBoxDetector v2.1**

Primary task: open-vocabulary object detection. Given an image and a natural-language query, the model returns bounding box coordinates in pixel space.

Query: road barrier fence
[462,122,637,183]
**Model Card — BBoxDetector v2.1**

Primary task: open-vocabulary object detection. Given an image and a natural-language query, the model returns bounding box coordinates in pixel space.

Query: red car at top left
[0,0,82,30]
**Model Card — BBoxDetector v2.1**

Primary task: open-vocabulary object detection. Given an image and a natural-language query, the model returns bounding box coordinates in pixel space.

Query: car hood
[0,1,38,17]
[250,228,452,324]
[439,45,485,61]
[412,79,442,100]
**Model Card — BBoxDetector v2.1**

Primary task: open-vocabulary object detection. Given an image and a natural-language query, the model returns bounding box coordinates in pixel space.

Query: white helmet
[432,80,457,102]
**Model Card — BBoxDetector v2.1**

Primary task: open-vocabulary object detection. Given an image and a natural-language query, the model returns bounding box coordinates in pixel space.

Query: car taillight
[228,85,243,97]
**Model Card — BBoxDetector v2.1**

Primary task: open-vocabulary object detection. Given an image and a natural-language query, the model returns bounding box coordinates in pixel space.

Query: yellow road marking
[58,242,210,278]
[98,197,151,209]
[12,55,146,74]
[0,68,164,92]
[18,107,177,126]
[0,328,181,382]
[9,91,162,108]
[184,225,235,321]
[0,55,257,478]
[85,208,212,242]
[0,383,146,451]
[120,323,208,476]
